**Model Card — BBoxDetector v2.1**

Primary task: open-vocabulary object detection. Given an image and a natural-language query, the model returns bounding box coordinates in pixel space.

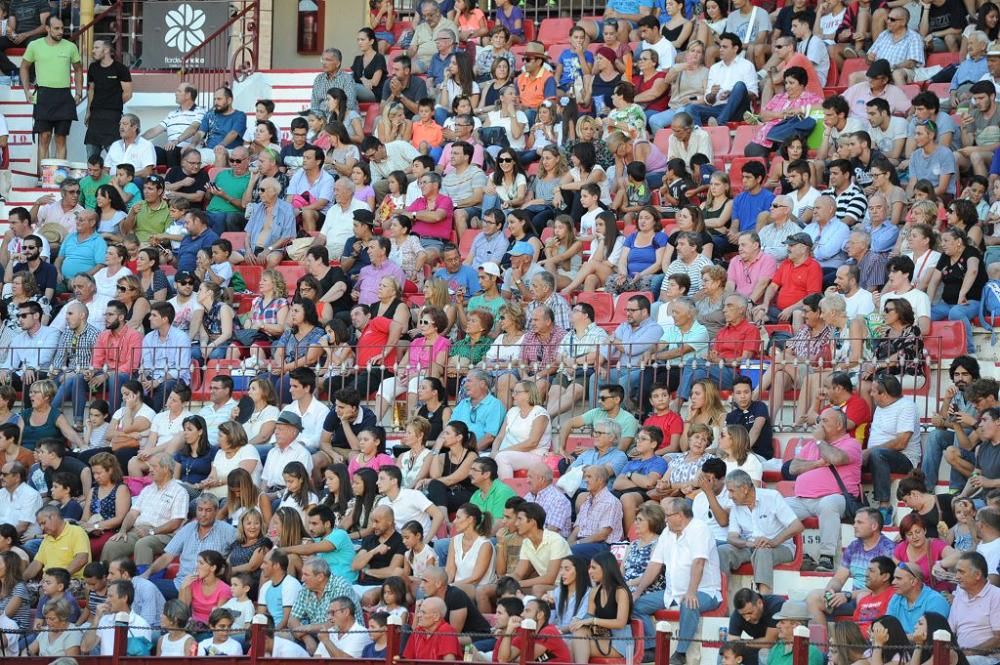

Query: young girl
[539,215,583,291]
[321,463,352,525]
[493,0,524,44]
[401,520,438,597]
[941,497,977,552]
[342,467,378,540]
[701,171,734,256]
[157,600,195,657]
[277,462,318,523]
[180,550,232,626]
[375,101,411,144]
[220,573,256,631]
[122,234,141,273]
[81,400,111,453]
[523,102,562,163]
[347,427,395,477]
[373,576,410,623]
[560,211,624,295]
[351,163,376,211]
[320,319,356,393]
[375,171,409,230]
[765,134,806,193]
[305,110,331,151]
[198,608,242,655]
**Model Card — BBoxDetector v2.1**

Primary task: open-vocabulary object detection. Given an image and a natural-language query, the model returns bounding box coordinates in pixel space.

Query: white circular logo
[164,3,206,52]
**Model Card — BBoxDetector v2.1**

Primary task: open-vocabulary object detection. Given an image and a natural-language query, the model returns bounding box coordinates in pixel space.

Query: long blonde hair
[722,424,751,465]
[694,379,726,425]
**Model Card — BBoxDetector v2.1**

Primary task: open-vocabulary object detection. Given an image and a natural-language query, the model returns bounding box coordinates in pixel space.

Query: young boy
[689,153,716,200]
[34,568,81,629]
[411,97,444,160]
[554,26,593,94]
[962,174,990,222]
[199,608,243,655]
[726,375,774,460]
[205,239,234,287]
[78,561,108,627]
[113,163,141,207]
[644,384,684,452]
[613,161,651,224]
[580,183,605,239]
[149,197,190,250]
[221,573,256,630]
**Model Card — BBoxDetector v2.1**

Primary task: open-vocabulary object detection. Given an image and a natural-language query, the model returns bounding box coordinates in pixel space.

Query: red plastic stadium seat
[927,82,950,100]
[927,52,959,68]
[458,228,481,258]
[762,438,807,483]
[837,58,867,88]
[590,619,643,664]
[240,265,263,293]
[547,43,569,63]
[927,321,967,360]
[825,57,838,87]
[537,17,574,43]
[221,232,246,250]
[728,125,758,160]
[706,125,732,158]
[654,128,672,155]
[523,20,536,42]
[576,291,614,323]
[164,561,180,580]
[506,477,531,497]
[654,576,729,622]
[275,264,306,290]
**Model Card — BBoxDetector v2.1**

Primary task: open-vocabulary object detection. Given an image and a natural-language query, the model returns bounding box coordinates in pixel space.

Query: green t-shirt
[470,480,517,520]
[466,293,505,321]
[80,174,110,209]
[767,643,824,665]
[134,200,170,243]
[24,38,81,89]
[581,407,639,439]
[206,169,251,214]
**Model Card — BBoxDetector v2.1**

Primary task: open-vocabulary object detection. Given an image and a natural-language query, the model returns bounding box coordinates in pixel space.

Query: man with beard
[922,356,982,491]
[49,302,100,428]
[84,39,132,160]
[68,300,143,422]
[175,86,247,166]
[3,233,57,300]
[20,15,82,181]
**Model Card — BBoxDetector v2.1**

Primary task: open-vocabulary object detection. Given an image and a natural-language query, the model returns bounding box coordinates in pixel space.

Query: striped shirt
[164,519,237,589]
[157,105,207,142]
[821,183,868,225]
[51,323,100,373]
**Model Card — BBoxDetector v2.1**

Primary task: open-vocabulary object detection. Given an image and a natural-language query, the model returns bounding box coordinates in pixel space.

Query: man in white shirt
[0,461,42,538]
[666,113,714,164]
[880,256,931,335]
[261,411,315,493]
[363,136,420,200]
[865,98,907,166]
[637,15,676,72]
[718,469,804,595]
[826,264,874,319]
[82,580,153,656]
[691,457,733,543]
[863,374,921,524]
[315,595,372,657]
[631,498,723,661]
[198,375,239,447]
[279,368,330,456]
[681,32,758,127]
[785,159,821,224]
[316,179,367,260]
[375,465,443,537]
[105,114,157,178]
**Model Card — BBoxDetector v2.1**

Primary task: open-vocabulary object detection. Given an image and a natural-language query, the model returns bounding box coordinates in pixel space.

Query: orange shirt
[411,119,444,150]
[516,68,555,109]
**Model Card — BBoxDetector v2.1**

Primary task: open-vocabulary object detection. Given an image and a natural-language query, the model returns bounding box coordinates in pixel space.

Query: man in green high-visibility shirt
[20,15,83,181]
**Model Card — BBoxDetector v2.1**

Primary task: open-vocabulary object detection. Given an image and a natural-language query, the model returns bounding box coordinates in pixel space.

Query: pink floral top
[752,91,824,148]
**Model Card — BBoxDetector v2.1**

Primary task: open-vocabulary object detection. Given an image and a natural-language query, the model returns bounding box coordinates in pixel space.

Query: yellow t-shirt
[36,524,91,578]
[518,529,570,577]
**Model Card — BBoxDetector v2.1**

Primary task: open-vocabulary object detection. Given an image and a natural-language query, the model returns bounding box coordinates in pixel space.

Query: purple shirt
[355,259,406,306]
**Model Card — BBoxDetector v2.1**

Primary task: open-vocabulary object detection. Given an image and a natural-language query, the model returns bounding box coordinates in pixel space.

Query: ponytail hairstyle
[458,502,493,536]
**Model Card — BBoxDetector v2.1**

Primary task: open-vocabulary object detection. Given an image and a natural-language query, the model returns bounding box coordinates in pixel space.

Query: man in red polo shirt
[349,303,400,397]
[801,371,873,441]
[677,293,761,403]
[755,232,822,325]
[403,597,461,660]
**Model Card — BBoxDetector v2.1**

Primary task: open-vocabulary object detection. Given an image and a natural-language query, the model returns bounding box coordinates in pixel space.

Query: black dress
[351,52,388,101]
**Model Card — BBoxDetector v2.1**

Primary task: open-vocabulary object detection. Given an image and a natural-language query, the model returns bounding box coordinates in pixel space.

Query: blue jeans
[648,108,679,135]
[570,542,610,559]
[53,370,131,423]
[931,299,981,354]
[633,590,666,652]
[672,592,721,654]
[144,378,179,413]
[681,82,750,125]
[206,211,244,235]
[864,446,913,502]
[677,360,737,400]
[922,428,975,491]
[191,344,229,362]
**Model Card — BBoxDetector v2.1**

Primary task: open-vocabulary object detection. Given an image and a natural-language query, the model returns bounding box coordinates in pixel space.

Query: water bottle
[464,644,475,662]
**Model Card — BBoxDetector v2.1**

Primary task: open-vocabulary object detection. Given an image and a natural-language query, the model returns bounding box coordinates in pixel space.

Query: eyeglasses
[230,158,246,163]
[497,157,514,163]
[177,280,194,286]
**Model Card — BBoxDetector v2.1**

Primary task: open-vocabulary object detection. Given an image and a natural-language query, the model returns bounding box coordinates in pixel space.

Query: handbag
[765,115,817,145]
[829,463,866,521]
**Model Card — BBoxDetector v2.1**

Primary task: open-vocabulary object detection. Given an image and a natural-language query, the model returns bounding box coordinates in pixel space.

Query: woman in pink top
[179,550,232,624]
[893,512,957,593]
[347,426,397,477]
[373,306,451,424]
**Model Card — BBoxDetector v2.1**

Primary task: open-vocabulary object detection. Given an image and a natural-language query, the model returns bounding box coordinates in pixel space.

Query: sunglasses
[116,285,132,292]
[177,280,194,286]
[497,157,514,163]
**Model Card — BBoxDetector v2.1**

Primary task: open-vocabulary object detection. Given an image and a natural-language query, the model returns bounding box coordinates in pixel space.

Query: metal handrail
[178,0,260,92]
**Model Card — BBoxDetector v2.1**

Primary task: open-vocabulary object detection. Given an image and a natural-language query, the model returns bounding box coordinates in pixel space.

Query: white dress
[497,405,551,453]
[450,533,497,585]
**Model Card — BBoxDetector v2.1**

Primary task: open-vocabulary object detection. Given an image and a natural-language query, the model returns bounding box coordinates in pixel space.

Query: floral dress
[623,538,664,592]
[751,91,824,149]
[389,234,425,286]
[786,324,834,364]
[667,452,717,486]
[606,103,648,142]
[871,324,925,378]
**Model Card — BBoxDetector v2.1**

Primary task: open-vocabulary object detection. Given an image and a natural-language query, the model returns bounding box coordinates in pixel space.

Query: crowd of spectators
[1,0,1000,661]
